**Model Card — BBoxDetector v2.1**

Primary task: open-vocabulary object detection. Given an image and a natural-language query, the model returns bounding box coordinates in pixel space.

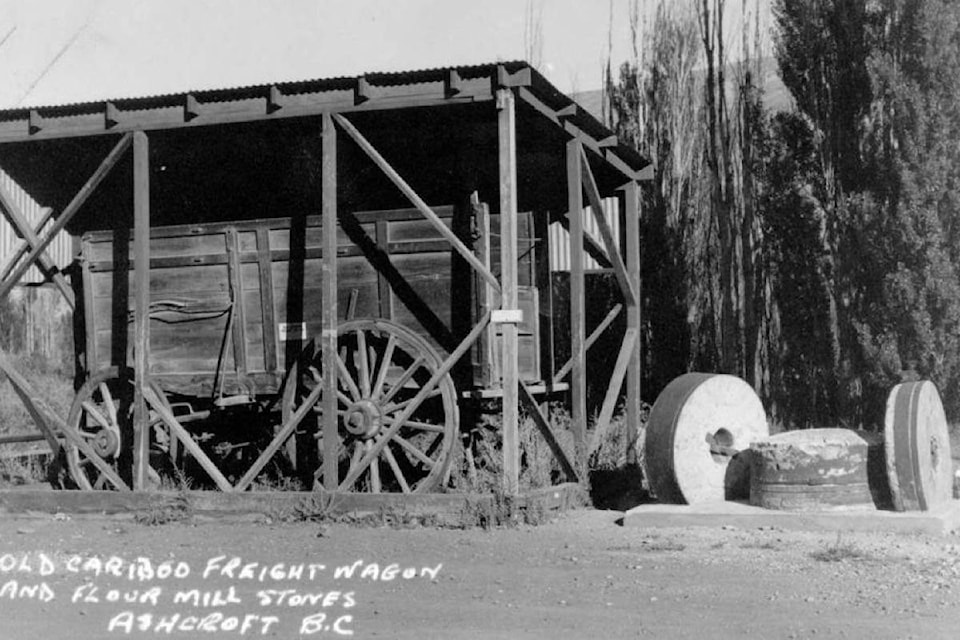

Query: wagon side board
[79,207,543,397]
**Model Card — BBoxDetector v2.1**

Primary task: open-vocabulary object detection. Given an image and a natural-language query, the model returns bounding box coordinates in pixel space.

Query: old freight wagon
[0,62,647,497]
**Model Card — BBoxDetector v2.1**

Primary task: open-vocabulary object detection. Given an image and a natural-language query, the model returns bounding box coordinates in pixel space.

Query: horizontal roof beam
[516,86,641,182]
[0,83,496,143]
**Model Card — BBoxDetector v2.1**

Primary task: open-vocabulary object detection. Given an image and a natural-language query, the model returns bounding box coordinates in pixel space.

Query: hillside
[570,56,792,123]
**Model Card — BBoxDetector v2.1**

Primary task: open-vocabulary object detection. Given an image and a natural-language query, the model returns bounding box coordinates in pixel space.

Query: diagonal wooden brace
[552,303,623,384]
[579,146,637,307]
[0,352,130,490]
[556,212,613,269]
[589,327,639,456]
[0,133,132,304]
[232,375,325,492]
[0,206,54,284]
[518,381,581,483]
[0,195,74,307]
[141,384,234,492]
[332,113,502,295]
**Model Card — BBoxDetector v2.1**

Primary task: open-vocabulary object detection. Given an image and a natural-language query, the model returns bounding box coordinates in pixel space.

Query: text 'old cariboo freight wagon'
[0,62,647,497]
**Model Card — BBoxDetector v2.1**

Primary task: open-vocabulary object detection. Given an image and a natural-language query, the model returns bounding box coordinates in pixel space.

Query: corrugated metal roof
[0,61,647,173]
[7,61,532,113]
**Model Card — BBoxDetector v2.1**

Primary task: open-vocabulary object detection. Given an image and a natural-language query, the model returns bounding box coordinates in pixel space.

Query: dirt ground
[0,508,958,640]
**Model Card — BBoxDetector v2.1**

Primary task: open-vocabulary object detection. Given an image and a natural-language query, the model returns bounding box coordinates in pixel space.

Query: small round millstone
[884,381,954,511]
[749,428,877,511]
[644,373,768,504]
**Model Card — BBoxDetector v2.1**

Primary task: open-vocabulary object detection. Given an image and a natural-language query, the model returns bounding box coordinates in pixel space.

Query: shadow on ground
[589,464,654,511]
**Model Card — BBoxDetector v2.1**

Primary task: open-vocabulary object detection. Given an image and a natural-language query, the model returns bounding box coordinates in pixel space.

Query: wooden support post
[623,181,642,465]
[321,112,339,492]
[497,88,520,496]
[566,138,587,472]
[132,130,151,490]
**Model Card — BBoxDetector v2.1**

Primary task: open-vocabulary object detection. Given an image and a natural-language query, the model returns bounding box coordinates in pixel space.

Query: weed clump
[810,532,874,562]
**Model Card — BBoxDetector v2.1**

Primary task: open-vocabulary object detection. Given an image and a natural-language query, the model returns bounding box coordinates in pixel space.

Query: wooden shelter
[0,62,649,496]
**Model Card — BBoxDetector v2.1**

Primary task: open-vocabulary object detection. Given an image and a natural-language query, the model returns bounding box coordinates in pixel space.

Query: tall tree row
[607,0,960,426]
[606,0,772,403]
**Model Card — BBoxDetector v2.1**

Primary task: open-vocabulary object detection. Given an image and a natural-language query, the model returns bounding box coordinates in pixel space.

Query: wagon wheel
[65,367,162,491]
[284,319,458,493]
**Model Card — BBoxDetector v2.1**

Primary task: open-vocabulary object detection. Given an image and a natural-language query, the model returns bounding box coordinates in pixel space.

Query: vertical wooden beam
[321,112,339,491]
[623,181,642,465]
[374,219,392,320]
[255,227,278,374]
[473,195,494,386]
[566,137,587,472]
[225,228,248,388]
[533,209,554,384]
[497,88,520,496]
[132,130,151,490]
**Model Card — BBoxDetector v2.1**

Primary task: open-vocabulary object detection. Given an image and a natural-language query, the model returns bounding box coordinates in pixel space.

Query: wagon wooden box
[0,62,647,496]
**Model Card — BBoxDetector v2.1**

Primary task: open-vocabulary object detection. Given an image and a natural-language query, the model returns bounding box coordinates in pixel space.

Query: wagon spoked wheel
[65,367,163,491]
[288,319,458,493]
[65,367,132,490]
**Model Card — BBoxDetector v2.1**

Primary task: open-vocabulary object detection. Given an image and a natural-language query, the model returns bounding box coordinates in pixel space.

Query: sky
[0,0,771,109]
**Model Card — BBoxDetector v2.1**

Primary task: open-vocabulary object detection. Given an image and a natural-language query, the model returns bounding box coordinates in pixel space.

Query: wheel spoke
[335,353,363,401]
[381,444,411,493]
[391,434,436,468]
[366,440,381,493]
[380,355,426,406]
[356,330,371,398]
[371,334,397,400]
[81,401,113,430]
[384,417,446,433]
[99,383,119,428]
[382,388,442,415]
[347,440,365,476]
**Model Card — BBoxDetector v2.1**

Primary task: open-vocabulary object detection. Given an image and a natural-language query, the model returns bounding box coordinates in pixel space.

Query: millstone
[884,381,954,511]
[749,428,877,511]
[644,373,768,504]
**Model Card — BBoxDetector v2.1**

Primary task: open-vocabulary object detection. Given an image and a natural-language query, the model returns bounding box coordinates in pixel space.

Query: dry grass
[810,532,875,562]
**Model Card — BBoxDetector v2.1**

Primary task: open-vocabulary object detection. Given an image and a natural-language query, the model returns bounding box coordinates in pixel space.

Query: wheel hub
[90,427,121,458]
[343,400,383,439]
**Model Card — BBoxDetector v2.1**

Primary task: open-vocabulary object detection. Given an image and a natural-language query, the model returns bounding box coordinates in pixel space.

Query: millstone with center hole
[749,428,877,511]
[884,381,954,511]
[644,373,768,504]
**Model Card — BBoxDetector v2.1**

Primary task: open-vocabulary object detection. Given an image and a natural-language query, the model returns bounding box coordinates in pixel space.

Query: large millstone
[884,381,954,511]
[644,373,768,504]
[750,428,877,511]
